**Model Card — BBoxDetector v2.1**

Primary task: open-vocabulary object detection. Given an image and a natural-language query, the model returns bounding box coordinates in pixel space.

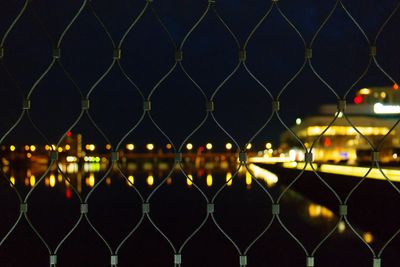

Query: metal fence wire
[0,0,400,266]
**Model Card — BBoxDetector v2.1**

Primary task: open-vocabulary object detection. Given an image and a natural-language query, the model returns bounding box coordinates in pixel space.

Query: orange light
[393,83,399,91]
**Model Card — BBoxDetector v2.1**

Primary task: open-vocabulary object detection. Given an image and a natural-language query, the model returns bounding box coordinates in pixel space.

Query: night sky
[0,0,399,150]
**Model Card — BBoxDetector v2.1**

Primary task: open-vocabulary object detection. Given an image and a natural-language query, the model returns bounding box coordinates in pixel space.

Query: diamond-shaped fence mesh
[0,0,400,266]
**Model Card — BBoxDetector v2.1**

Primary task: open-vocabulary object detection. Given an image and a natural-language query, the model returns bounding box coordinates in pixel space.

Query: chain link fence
[0,0,400,266]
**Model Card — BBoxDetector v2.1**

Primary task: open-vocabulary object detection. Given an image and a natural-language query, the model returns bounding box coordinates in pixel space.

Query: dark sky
[0,0,399,150]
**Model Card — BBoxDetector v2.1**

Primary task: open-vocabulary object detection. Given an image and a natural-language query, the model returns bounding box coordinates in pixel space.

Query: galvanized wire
[0,0,399,266]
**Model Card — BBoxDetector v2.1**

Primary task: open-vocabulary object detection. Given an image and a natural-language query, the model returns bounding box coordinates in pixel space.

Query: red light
[66,131,72,137]
[324,137,331,147]
[66,189,71,199]
[354,95,363,105]
[394,83,399,91]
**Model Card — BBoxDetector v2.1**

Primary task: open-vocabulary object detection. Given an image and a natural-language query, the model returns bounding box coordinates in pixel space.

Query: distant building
[281,85,400,164]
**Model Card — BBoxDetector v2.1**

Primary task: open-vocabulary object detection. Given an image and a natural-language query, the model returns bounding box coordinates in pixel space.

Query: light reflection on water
[1,160,376,246]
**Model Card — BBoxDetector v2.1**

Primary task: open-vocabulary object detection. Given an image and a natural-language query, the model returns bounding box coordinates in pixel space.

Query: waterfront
[1,159,399,266]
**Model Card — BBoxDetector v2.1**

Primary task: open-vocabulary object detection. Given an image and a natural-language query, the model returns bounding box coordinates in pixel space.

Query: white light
[374,103,400,114]
[296,118,301,125]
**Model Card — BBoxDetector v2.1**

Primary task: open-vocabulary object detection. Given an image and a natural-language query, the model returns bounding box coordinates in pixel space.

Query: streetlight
[225,143,232,150]
[146,143,154,151]
[206,143,213,150]
[186,143,193,151]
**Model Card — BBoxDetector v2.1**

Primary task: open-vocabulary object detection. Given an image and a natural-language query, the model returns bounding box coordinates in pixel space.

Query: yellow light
[88,174,95,187]
[128,175,135,186]
[226,172,232,186]
[206,143,212,150]
[105,144,112,150]
[338,221,346,233]
[106,177,111,185]
[363,232,374,244]
[187,174,193,186]
[206,174,213,187]
[49,174,56,188]
[58,147,63,153]
[166,143,172,150]
[10,176,15,186]
[308,204,321,217]
[30,145,36,152]
[126,144,135,151]
[265,143,272,149]
[186,143,193,150]
[245,172,252,185]
[45,145,51,151]
[24,145,30,151]
[296,118,302,125]
[51,144,57,150]
[10,145,15,152]
[246,143,252,150]
[225,143,232,150]
[146,144,154,151]
[30,175,36,187]
[26,153,32,159]
[147,175,154,186]
[89,144,95,151]
[65,144,71,151]
[359,88,371,95]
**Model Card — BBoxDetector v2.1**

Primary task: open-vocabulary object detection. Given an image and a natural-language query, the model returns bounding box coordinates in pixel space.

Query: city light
[265,143,272,149]
[65,144,71,151]
[105,144,112,150]
[226,172,232,186]
[296,118,302,125]
[363,232,374,244]
[245,172,252,186]
[10,176,15,186]
[10,145,15,152]
[374,103,400,114]
[338,221,346,233]
[25,145,30,151]
[26,153,32,159]
[30,145,36,152]
[30,175,36,187]
[147,175,154,186]
[394,83,399,90]
[146,143,154,151]
[128,175,134,186]
[206,174,213,187]
[126,144,135,151]
[354,95,363,104]
[49,174,56,188]
[206,143,213,150]
[359,88,371,95]
[225,143,233,150]
[58,147,63,153]
[308,204,334,219]
[85,144,96,151]
[186,143,193,150]
[187,174,193,186]
[166,143,172,150]
[88,174,95,187]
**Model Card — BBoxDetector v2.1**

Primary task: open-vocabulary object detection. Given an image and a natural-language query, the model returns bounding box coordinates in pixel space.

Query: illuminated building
[281,86,400,164]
